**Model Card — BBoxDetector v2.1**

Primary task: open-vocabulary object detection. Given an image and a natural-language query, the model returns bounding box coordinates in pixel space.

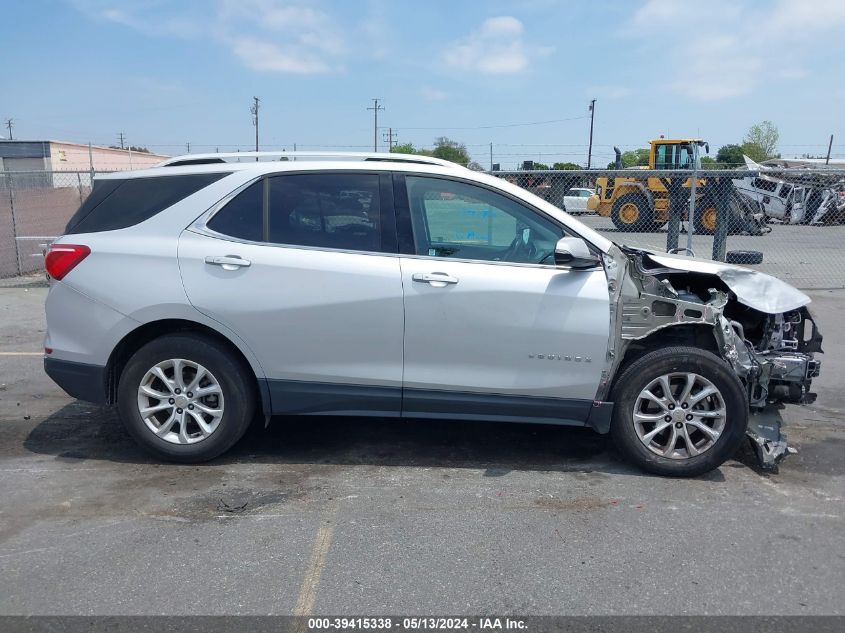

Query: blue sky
[4,0,845,166]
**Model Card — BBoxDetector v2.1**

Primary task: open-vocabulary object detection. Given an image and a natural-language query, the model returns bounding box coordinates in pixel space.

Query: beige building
[0,140,169,185]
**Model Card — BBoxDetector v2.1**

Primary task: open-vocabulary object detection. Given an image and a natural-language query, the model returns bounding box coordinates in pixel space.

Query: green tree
[391,138,471,167]
[743,121,779,159]
[607,148,649,168]
[740,141,770,163]
[716,144,744,166]
[391,142,417,154]
[553,162,581,170]
[430,137,470,166]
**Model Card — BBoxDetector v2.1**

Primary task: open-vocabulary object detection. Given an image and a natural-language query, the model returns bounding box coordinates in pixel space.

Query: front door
[396,175,610,422]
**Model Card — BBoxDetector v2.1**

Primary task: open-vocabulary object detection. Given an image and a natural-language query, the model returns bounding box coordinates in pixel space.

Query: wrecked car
[42,151,821,476]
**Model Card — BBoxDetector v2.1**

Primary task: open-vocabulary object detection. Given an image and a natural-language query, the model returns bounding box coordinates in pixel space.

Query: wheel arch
[613,183,654,208]
[609,323,722,398]
[105,318,271,415]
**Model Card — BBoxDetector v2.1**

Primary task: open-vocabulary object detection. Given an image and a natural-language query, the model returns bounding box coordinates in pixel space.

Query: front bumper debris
[746,405,797,471]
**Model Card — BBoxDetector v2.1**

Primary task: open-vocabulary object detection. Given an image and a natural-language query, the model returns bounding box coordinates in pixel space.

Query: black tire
[726,250,763,265]
[117,333,256,463]
[693,200,718,235]
[611,193,651,232]
[609,346,748,477]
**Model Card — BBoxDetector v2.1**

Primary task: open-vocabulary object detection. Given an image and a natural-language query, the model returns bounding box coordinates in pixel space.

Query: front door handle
[412,272,459,286]
[205,255,251,270]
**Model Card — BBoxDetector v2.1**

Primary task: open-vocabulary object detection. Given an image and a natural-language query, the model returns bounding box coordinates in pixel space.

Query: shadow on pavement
[22,401,730,481]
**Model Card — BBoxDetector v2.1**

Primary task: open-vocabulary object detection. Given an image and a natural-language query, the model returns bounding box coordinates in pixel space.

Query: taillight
[45,244,91,280]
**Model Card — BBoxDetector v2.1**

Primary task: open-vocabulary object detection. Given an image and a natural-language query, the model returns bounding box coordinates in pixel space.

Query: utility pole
[382,127,397,151]
[367,98,384,152]
[489,142,493,172]
[587,99,596,169]
[825,134,834,165]
[4,119,13,140]
[251,96,260,160]
[118,132,125,149]
[186,141,191,153]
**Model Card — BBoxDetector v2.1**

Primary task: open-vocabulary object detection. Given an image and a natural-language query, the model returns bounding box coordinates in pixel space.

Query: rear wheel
[611,193,651,232]
[609,346,748,477]
[117,333,256,462]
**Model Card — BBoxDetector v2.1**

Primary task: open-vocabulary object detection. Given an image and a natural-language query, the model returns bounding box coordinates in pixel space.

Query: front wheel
[609,346,748,477]
[117,333,256,462]
[611,193,652,232]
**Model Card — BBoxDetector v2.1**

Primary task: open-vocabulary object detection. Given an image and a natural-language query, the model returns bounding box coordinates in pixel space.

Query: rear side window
[206,181,264,242]
[268,174,381,251]
[65,173,228,234]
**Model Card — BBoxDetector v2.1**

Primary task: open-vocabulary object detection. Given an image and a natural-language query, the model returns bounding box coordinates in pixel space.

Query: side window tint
[268,174,382,252]
[207,180,264,242]
[405,176,563,264]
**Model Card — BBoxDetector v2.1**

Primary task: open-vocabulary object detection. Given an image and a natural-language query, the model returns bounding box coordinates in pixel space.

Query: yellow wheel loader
[587,139,718,233]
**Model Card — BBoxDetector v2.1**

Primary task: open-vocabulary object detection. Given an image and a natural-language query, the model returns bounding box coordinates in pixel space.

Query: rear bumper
[44,356,108,404]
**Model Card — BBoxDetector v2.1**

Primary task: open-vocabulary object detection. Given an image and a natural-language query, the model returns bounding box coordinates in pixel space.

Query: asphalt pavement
[0,286,842,615]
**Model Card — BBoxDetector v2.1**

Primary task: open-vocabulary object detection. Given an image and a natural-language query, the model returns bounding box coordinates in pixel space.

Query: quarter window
[405,176,563,264]
[206,180,264,242]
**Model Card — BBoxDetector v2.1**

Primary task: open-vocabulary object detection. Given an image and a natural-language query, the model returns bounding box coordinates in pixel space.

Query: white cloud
[231,37,332,74]
[70,0,344,74]
[626,0,845,101]
[443,16,550,75]
[421,87,449,102]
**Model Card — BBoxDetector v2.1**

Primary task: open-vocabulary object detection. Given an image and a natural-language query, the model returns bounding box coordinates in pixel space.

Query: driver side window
[405,176,563,264]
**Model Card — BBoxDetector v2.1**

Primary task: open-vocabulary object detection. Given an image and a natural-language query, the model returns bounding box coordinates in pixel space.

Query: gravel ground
[0,287,842,616]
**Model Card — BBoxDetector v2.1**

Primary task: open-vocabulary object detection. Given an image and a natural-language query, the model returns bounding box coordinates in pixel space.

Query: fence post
[76,171,84,204]
[711,177,730,262]
[686,167,697,255]
[663,177,684,253]
[5,172,22,276]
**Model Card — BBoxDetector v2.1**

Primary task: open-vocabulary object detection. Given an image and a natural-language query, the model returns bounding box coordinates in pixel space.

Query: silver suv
[43,152,822,476]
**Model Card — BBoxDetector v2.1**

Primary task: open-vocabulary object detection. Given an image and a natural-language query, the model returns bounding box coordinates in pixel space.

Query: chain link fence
[2,167,844,288]
[495,167,845,289]
[0,171,96,278]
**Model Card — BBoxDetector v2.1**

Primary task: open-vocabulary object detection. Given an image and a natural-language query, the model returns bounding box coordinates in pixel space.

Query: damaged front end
[599,246,823,471]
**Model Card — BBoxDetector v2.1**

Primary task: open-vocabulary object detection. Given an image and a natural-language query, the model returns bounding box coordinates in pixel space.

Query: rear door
[395,174,610,422]
[179,171,404,415]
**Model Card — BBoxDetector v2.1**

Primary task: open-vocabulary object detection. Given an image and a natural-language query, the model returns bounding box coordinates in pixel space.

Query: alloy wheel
[632,372,726,459]
[136,358,225,444]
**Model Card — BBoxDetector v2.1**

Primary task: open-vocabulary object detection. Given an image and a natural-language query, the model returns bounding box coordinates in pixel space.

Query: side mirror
[554,237,601,269]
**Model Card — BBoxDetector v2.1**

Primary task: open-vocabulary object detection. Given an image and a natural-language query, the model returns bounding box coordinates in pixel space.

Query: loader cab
[650,139,708,170]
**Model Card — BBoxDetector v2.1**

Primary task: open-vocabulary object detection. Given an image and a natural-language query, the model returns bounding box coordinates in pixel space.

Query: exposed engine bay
[599,245,823,470]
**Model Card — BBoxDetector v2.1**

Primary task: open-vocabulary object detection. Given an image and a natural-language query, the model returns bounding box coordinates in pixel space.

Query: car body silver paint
[178,230,405,387]
[44,280,138,365]
[399,256,609,400]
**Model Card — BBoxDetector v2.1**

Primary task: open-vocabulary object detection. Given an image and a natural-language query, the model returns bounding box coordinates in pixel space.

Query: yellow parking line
[0,352,42,356]
[293,504,339,616]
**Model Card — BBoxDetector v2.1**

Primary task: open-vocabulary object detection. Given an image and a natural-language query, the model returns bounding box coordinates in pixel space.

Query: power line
[401,114,590,131]
[383,127,398,151]
[367,99,385,151]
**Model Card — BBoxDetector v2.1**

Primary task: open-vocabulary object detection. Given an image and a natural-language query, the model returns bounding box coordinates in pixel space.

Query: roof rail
[156,151,462,169]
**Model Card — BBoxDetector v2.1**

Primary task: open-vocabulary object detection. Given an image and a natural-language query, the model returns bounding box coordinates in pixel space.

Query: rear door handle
[205,255,251,270]
[412,272,459,286]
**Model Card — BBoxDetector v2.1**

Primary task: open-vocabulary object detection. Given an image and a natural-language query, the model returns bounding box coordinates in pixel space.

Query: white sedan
[563,187,596,214]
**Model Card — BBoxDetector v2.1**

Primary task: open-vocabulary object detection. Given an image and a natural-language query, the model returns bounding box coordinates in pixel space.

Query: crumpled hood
[641,251,811,314]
